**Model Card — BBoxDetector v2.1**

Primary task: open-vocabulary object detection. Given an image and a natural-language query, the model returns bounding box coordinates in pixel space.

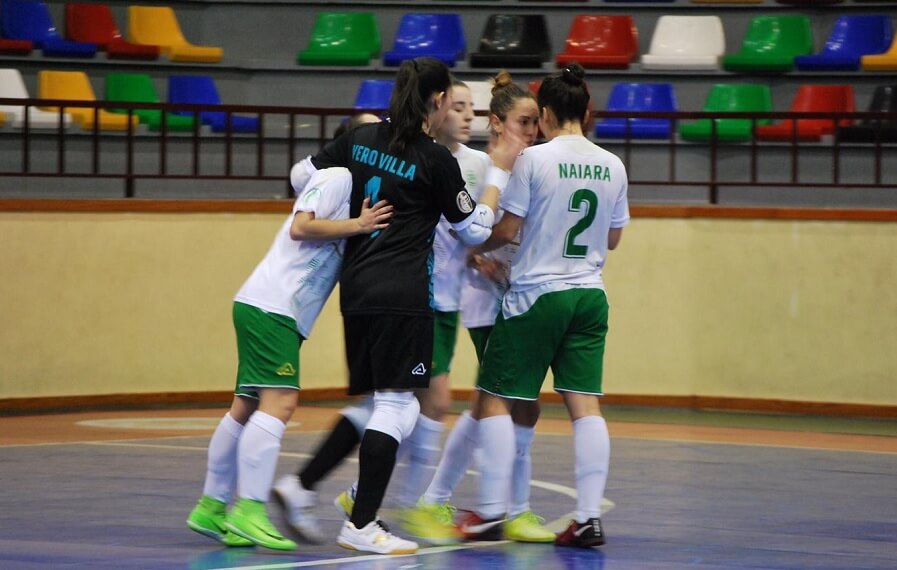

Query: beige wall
[2,212,896,405]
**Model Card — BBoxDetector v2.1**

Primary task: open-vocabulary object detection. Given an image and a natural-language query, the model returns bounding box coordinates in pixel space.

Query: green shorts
[431,311,459,376]
[233,302,302,399]
[468,326,493,364]
[476,288,609,400]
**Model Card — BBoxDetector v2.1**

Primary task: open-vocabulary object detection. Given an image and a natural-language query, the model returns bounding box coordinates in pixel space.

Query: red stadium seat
[65,3,159,60]
[556,15,638,69]
[755,85,855,142]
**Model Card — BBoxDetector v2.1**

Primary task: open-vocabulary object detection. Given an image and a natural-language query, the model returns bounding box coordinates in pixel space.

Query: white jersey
[235,168,352,339]
[500,135,629,318]
[432,143,491,312]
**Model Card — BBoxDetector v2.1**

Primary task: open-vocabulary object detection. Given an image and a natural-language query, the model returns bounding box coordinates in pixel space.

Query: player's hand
[356,197,393,234]
[468,253,506,284]
[489,129,528,172]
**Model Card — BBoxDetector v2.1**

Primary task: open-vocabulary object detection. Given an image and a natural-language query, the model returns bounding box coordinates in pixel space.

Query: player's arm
[473,211,523,254]
[290,197,392,241]
[608,227,623,250]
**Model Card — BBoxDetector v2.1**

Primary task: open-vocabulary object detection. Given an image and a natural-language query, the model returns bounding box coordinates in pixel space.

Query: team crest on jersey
[456,191,474,213]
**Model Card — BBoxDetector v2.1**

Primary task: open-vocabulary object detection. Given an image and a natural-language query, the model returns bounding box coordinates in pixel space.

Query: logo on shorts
[276,363,296,376]
[411,363,427,376]
[456,191,474,214]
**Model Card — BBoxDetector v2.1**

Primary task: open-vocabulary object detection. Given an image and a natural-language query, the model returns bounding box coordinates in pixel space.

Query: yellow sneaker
[504,511,555,543]
[400,501,462,545]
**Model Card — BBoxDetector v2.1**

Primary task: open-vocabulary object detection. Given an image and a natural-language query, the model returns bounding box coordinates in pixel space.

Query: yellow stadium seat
[0,111,5,127]
[862,37,897,71]
[127,6,222,63]
[38,71,139,131]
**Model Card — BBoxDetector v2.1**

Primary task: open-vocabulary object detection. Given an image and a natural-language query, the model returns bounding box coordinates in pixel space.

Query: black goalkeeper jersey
[312,122,476,316]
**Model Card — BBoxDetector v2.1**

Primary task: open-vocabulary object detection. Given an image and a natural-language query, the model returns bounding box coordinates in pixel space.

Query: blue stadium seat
[0,0,96,58]
[167,76,259,134]
[353,80,394,111]
[794,15,893,71]
[595,83,678,139]
[383,14,465,67]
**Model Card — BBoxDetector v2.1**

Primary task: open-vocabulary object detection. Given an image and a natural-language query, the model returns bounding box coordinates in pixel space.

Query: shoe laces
[430,503,457,525]
[515,511,545,525]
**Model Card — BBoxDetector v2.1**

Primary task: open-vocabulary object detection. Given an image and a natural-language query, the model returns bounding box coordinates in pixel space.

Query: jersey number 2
[564,189,598,258]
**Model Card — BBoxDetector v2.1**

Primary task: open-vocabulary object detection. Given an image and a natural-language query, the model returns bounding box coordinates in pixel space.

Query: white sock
[423,411,478,505]
[477,415,514,520]
[400,414,444,508]
[202,413,244,503]
[573,415,610,523]
[509,424,535,517]
[237,411,286,502]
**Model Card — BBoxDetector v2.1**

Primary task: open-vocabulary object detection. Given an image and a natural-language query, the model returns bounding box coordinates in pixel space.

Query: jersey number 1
[365,176,382,239]
[564,189,598,258]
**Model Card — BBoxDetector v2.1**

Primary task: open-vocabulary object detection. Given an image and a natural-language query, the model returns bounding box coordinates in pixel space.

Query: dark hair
[388,57,452,153]
[537,63,590,127]
[489,69,534,126]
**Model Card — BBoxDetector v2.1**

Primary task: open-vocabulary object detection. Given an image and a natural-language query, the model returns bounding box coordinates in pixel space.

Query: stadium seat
[383,14,465,67]
[837,84,897,143]
[691,0,762,3]
[755,85,854,142]
[595,83,677,140]
[556,15,638,69]
[641,16,725,70]
[470,14,550,68]
[862,35,897,71]
[127,6,223,63]
[105,73,195,132]
[1,0,96,57]
[0,68,72,129]
[794,16,893,71]
[679,84,772,142]
[0,38,33,55]
[38,70,138,131]
[722,16,813,72]
[353,79,393,111]
[65,3,159,60]
[167,75,259,133]
[298,12,380,66]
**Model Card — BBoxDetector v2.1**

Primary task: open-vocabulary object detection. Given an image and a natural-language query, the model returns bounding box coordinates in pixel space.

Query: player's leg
[227,387,299,550]
[273,317,374,542]
[218,303,300,550]
[503,398,555,543]
[187,394,256,547]
[552,288,610,548]
[398,310,458,508]
[336,314,428,555]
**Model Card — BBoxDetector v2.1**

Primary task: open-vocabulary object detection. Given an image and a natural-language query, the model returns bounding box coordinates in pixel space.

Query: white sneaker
[337,520,419,555]
[271,474,325,544]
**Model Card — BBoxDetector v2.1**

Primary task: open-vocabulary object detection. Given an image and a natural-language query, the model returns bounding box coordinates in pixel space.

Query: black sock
[350,429,399,529]
[298,416,360,491]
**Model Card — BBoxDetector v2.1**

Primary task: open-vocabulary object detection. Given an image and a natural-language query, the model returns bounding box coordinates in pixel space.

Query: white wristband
[485,166,510,193]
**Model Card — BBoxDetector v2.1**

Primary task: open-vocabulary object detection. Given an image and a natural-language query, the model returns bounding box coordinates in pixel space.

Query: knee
[366,391,420,443]
[341,395,374,438]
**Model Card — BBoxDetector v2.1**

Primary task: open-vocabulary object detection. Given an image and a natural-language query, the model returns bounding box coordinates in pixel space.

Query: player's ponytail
[537,62,590,127]
[388,57,452,153]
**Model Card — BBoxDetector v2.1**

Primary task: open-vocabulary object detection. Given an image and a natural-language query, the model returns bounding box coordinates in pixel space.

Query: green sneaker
[187,496,254,547]
[504,511,555,543]
[400,501,461,545]
[226,499,297,551]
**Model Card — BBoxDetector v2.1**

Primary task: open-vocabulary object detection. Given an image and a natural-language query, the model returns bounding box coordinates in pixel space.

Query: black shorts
[343,313,434,395]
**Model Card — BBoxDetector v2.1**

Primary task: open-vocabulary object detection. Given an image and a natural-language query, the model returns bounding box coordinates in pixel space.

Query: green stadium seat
[298,12,380,66]
[723,16,813,72]
[104,72,195,132]
[680,84,772,142]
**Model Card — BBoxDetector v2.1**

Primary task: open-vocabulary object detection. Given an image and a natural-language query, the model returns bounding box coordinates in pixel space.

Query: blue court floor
[0,408,895,569]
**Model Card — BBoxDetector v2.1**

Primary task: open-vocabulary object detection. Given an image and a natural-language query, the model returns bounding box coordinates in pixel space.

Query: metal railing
[1,97,895,203]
